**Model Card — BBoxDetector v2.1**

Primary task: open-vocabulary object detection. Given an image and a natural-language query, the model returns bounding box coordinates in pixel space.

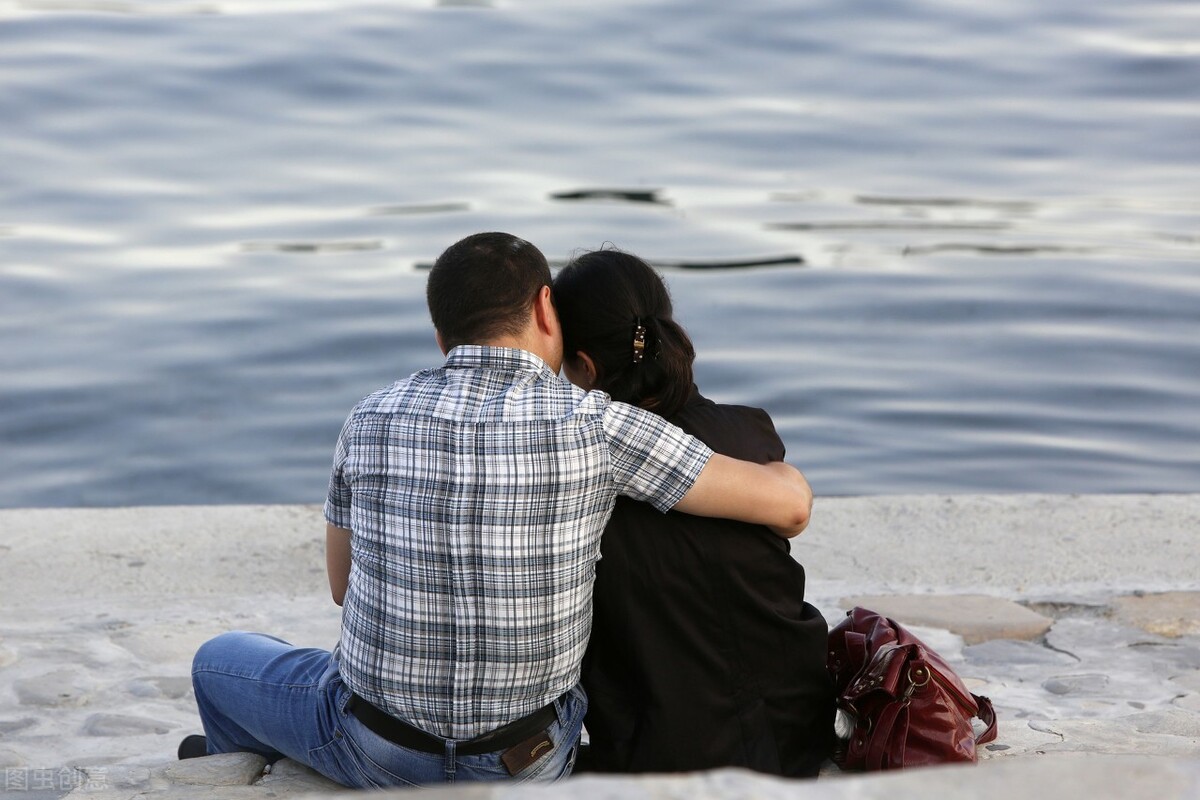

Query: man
[187,232,813,787]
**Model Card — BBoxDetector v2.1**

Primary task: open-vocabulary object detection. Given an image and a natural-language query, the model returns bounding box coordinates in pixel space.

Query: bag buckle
[903,664,931,701]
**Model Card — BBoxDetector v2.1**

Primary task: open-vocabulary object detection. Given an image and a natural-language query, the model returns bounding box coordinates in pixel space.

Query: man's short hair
[427,232,553,350]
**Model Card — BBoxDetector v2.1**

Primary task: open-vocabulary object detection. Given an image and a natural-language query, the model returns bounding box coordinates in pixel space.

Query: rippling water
[2,0,1198,507]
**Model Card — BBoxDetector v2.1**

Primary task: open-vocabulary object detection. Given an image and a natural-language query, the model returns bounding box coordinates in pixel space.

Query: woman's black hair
[553,249,695,419]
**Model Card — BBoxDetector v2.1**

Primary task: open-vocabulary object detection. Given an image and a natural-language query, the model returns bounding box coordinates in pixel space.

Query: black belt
[345,693,558,756]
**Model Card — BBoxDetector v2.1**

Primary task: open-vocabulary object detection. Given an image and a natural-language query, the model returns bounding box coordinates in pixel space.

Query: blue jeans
[191,631,584,788]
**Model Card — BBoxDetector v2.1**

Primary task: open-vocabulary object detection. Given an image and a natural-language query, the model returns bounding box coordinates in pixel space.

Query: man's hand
[673,455,813,538]
[326,523,352,606]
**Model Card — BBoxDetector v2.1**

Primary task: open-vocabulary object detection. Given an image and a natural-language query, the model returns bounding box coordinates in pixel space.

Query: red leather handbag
[827,607,998,770]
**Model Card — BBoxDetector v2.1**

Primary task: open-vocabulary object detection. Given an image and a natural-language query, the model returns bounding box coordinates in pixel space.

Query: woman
[553,249,835,777]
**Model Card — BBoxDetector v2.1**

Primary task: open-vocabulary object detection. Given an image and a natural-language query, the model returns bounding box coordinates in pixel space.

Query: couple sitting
[186,232,835,787]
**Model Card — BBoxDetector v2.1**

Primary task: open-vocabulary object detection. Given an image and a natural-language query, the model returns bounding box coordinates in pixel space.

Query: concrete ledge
[404,757,1200,800]
[55,757,1200,800]
[2,494,1199,798]
[837,594,1053,644]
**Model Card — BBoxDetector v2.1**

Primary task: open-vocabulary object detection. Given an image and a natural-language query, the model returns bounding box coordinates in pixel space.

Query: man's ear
[533,285,558,338]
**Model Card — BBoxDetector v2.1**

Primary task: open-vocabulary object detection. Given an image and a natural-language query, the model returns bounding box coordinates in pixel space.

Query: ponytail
[633,315,694,418]
[553,250,695,420]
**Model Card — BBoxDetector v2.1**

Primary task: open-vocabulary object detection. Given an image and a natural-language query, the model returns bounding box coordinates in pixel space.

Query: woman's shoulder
[670,389,785,463]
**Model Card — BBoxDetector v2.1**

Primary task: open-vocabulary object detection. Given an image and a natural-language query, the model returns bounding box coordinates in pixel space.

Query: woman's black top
[579,388,835,777]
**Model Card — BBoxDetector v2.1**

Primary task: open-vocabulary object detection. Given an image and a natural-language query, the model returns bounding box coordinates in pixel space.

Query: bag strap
[973,694,999,744]
[864,701,907,770]
[844,630,868,672]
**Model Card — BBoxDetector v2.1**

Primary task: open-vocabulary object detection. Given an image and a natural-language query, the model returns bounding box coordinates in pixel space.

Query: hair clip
[632,319,647,364]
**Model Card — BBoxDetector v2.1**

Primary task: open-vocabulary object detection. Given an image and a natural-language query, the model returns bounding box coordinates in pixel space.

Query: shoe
[178,734,208,760]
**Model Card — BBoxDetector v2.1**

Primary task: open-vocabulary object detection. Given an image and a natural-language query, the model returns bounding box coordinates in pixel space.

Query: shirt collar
[444,344,554,375]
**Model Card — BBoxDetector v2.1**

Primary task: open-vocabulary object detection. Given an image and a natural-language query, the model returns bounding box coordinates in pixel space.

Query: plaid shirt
[324,345,713,738]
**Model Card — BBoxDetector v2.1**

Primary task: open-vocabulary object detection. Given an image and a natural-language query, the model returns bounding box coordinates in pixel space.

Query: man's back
[326,345,709,738]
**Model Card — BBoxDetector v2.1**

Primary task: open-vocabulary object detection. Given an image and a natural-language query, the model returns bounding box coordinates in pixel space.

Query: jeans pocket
[344,715,454,788]
[308,730,424,789]
[514,737,578,783]
[511,692,586,784]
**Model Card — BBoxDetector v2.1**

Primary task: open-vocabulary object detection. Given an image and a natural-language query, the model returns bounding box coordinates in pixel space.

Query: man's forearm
[673,454,813,538]
[326,523,352,606]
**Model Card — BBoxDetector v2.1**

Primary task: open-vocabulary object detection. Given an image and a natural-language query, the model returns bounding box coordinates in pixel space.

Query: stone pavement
[1,495,1198,798]
[55,754,1200,800]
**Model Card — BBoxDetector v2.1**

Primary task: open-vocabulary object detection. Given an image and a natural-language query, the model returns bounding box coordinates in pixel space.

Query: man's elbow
[770,509,810,538]
[771,490,813,538]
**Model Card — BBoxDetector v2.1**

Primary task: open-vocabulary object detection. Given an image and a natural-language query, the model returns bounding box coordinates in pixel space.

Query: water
[2,0,1198,507]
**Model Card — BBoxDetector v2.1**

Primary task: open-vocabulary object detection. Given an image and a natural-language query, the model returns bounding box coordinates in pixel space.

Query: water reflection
[241,240,384,253]
[551,189,671,205]
[1,0,1198,507]
[14,0,219,13]
[369,202,471,216]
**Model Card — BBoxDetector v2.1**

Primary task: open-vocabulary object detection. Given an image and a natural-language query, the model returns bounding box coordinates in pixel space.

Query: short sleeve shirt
[324,345,713,738]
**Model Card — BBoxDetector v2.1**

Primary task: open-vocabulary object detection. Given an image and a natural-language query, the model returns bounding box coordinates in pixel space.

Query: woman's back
[580,389,835,776]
